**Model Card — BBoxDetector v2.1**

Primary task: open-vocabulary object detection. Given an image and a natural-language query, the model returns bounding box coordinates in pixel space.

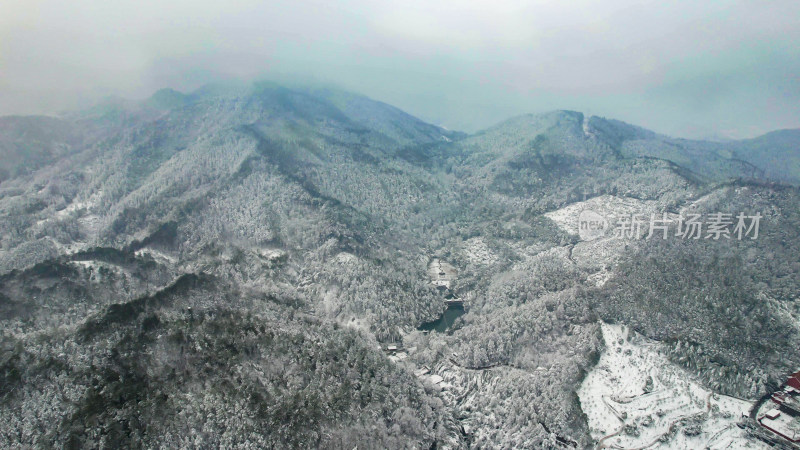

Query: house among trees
[428,258,457,290]
[759,370,800,445]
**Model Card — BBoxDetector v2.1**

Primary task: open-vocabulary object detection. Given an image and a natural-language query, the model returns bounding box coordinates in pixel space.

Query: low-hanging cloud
[1,0,798,138]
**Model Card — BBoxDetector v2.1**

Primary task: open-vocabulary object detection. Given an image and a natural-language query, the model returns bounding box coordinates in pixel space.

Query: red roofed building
[758,369,800,446]
[773,391,788,405]
[788,371,800,391]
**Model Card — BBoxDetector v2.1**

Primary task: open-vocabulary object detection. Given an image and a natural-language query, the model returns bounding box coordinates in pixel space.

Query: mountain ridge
[1,81,799,448]
[3,84,798,189]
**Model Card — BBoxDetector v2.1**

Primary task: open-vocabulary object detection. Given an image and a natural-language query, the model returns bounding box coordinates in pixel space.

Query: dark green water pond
[417,304,465,333]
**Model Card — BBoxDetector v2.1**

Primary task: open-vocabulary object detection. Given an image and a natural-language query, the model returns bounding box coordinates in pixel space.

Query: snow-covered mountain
[1,82,799,448]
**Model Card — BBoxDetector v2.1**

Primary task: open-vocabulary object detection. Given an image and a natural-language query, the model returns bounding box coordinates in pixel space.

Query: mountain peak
[145,88,188,110]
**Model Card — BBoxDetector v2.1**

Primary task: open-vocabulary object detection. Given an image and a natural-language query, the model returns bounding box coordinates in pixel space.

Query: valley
[1,82,799,448]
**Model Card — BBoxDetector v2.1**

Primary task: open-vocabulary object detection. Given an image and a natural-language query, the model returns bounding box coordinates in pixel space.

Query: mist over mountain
[1,82,799,448]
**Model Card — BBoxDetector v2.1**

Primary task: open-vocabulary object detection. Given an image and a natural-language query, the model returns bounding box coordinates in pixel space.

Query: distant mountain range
[1,82,798,448]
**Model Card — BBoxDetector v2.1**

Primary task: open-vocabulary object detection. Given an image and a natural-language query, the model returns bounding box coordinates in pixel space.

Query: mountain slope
[1,83,799,448]
[587,116,800,185]
[729,129,800,184]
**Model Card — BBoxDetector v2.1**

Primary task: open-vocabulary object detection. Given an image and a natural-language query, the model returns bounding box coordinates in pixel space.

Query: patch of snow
[334,251,358,264]
[135,248,177,264]
[428,258,457,289]
[571,238,631,269]
[258,248,287,261]
[461,237,498,265]
[35,191,104,229]
[578,322,765,449]
[77,214,102,236]
[583,115,595,139]
[545,195,662,236]
[343,315,371,332]
[54,199,90,220]
[681,188,731,214]
[71,259,126,282]
[321,288,340,316]
[510,245,571,272]
[586,269,613,287]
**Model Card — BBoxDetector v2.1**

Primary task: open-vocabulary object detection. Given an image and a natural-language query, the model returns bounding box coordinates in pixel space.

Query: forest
[1,83,799,448]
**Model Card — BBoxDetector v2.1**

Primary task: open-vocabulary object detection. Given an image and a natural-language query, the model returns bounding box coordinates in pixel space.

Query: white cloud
[0,0,798,137]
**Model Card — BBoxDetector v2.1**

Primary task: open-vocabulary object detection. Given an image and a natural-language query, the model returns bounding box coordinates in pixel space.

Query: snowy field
[578,323,767,449]
[544,195,661,236]
[461,237,498,265]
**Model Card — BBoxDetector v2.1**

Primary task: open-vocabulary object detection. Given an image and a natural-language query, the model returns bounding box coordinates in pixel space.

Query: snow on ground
[77,214,103,236]
[333,251,358,265]
[54,199,91,220]
[583,115,595,139]
[428,258,457,289]
[543,195,688,270]
[135,248,178,264]
[461,237,498,265]
[586,269,613,287]
[36,190,104,226]
[544,195,661,236]
[510,245,571,272]
[71,260,127,282]
[578,322,767,449]
[257,248,287,262]
[342,315,371,333]
[680,187,732,214]
[571,237,631,269]
[35,200,89,228]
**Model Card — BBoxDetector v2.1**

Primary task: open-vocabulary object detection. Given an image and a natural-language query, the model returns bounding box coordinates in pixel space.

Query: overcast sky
[1,0,798,138]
